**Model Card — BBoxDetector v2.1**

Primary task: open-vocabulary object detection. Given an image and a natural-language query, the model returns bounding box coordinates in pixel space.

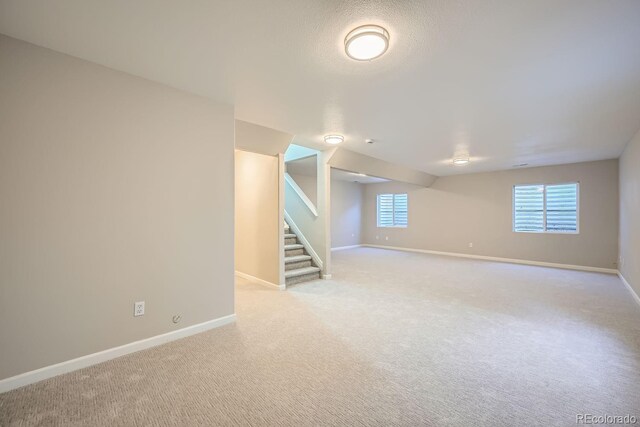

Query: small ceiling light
[324,135,344,145]
[452,156,470,166]
[345,25,390,61]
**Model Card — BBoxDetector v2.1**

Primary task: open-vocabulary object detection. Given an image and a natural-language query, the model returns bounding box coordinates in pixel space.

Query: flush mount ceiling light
[344,25,390,61]
[324,134,344,145]
[452,155,470,166]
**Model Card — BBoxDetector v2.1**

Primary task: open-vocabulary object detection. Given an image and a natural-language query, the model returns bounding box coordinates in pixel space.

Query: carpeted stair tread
[285,266,320,279]
[284,243,304,250]
[285,254,312,263]
[284,233,297,239]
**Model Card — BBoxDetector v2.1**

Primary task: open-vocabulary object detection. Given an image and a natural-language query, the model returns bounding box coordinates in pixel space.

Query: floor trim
[618,272,640,307]
[331,245,362,251]
[235,271,285,290]
[0,313,236,394]
[363,244,618,274]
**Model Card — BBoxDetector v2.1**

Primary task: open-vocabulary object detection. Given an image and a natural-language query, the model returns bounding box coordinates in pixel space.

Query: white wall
[235,150,280,285]
[362,160,619,269]
[331,179,363,248]
[0,35,235,380]
[619,129,640,294]
[288,173,317,207]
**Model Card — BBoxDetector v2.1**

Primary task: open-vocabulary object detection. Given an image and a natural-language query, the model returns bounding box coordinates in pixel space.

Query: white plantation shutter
[514,185,544,232]
[377,194,394,227]
[545,183,578,232]
[393,194,408,227]
[513,183,579,233]
[377,193,408,227]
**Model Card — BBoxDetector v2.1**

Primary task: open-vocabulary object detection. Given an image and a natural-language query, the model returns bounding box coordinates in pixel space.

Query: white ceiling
[1,0,640,176]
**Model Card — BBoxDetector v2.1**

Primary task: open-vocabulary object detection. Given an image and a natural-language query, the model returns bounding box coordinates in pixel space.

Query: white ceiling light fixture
[452,155,470,166]
[344,25,390,61]
[324,134,344,145]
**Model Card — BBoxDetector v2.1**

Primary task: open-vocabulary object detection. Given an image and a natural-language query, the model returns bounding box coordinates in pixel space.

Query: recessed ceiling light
[345,25,390,61]
[324,135,344,145]
[452,156,470,166]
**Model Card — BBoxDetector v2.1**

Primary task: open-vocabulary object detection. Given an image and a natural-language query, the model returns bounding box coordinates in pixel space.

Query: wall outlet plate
[134,301,145,317]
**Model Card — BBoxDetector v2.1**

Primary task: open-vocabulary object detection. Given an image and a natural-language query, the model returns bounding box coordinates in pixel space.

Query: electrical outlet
[385,236,389,241]
[468,243,473,248]
[134,301,145,317]
[376,235,379,240]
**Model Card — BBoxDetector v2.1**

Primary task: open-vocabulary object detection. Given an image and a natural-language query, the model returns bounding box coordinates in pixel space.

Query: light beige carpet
[1,247,639,426]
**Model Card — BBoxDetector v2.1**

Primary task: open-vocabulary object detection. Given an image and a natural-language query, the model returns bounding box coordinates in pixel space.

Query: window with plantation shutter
[513,183,579,233]
[377,193,408,227]
[545,184,578,232]
[513,185,544,232]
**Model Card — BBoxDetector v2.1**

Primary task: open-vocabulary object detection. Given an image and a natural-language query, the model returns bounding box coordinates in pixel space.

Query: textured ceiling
[1,0,640,175]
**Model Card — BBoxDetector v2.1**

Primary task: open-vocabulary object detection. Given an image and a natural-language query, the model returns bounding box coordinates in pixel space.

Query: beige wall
[0,35,235,380]
[363,160,619,269]
[235,150,280,285]
[331,179,363,248]
[619,129,640,294]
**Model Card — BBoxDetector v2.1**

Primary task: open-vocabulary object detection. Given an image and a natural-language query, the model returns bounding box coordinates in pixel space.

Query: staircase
[284,221,321,286]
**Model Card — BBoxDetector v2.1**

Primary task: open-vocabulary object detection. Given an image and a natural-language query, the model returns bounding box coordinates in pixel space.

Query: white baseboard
[331,245,362,251]
[235,271,285,290]
[363,244,618,275]
[618,272,640,307]
[0,313,236,393]
[322,274,332,280]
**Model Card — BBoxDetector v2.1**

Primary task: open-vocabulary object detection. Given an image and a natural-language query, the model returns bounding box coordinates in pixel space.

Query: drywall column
[318,151,332,278]
[278,153,286,287]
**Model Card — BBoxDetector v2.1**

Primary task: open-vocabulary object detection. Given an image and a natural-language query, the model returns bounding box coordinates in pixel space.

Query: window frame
[377,193,408,228]
[512,182,580,234]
